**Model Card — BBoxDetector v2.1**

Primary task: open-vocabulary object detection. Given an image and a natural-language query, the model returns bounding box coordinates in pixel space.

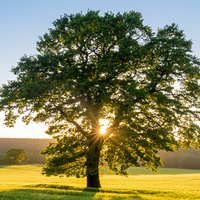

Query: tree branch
[59,108,88,137]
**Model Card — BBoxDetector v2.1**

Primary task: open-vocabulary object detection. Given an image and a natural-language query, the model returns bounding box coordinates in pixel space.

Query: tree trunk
[86,140,102,188]
[86,112,103,188]
[87,170,101,188]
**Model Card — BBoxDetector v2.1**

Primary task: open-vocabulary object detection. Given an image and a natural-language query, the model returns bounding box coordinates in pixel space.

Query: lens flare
[100,126,106,134]
[99,119,109,135]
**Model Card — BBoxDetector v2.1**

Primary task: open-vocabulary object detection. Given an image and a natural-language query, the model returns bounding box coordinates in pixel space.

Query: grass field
[0,165,200,199]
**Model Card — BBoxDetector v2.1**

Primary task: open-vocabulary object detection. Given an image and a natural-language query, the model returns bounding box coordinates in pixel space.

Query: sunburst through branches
[99,119,109,135]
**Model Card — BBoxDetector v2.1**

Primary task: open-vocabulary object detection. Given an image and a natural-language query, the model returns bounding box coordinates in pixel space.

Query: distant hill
[0,138,56,153]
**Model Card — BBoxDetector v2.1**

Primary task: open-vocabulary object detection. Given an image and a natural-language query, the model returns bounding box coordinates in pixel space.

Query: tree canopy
[4,148,29,165]
[1,10,200,188]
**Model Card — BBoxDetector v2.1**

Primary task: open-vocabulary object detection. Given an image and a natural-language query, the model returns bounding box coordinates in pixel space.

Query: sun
[99,119,109,135]
[100,126,107,135]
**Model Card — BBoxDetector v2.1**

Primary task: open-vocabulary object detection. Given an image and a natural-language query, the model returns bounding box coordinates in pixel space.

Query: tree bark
[86,135,102,188]
[87,170,101,188]
[86,109,103,188]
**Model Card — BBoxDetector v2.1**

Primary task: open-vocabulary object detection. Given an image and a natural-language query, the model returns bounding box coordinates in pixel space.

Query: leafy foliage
[4,148,29,165]
[1,10,200,187]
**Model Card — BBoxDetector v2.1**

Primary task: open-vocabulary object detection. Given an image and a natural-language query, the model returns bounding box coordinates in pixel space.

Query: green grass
[0,165,200,199]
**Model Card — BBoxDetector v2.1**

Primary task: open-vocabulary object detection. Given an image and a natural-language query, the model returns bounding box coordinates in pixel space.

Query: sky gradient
[0,0,200,138]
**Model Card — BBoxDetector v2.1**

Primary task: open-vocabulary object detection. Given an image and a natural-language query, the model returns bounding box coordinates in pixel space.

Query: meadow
[0,165,200,199]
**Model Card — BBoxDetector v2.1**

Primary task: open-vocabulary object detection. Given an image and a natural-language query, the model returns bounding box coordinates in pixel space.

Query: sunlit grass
[0,165,200,199]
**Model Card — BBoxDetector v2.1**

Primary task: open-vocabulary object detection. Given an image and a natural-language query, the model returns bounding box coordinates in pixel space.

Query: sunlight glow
[99,119,109,135]
[100,126,107,135]
[0,114,51,139]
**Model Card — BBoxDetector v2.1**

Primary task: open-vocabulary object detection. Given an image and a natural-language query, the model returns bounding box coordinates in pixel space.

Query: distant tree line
[0,138,55,153]
[0,138,200,169]
[158,148,200,169]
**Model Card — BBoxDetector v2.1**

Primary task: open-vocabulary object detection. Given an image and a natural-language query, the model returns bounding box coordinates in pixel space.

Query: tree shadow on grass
[25,184,172,199]
[0,184,157,200]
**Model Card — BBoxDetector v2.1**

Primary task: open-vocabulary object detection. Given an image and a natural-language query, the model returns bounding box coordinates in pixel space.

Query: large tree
[4,148,29,165]
[1,10,200,188]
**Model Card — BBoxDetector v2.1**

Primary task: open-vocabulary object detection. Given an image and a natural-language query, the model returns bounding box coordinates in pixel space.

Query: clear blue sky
[0,0,200,138]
